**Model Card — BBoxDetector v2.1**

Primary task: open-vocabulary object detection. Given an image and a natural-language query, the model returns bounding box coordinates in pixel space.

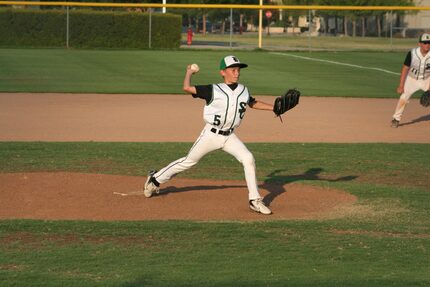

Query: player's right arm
[397,65,410,94]
[397,52,411,94]
[183,65,197,94]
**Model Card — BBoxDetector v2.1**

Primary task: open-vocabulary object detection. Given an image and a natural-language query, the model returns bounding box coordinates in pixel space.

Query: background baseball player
[144,55,279,215]
[391,33,430,128]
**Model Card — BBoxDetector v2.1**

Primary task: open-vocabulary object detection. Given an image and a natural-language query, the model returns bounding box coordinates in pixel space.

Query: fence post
[258,0,262,49]
[390,10,393,50]
[149,8,152,49]
[308,9,311,52]
[66,5,69,48]
[229,8,233,48]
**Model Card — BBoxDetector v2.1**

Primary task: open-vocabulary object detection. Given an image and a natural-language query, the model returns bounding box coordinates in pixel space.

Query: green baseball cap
[219,55,248,70]
[419,33,430,43]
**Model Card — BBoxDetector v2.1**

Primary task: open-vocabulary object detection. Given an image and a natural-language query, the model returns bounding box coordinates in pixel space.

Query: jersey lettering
[239,102,247,119]
[203,83,250,129]
[408,48,430,80]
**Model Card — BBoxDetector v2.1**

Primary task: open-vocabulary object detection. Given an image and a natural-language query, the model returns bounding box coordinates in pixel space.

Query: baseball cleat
[391,119,400,128]
[249,198,272,215]
[143,170,160,198]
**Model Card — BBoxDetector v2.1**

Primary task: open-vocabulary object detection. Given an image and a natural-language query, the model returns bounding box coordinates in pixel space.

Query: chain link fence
[1,2,429,51]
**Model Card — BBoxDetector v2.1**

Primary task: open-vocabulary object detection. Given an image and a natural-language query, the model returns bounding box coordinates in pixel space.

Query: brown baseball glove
[420,90,430,107]
[273,88,301,121]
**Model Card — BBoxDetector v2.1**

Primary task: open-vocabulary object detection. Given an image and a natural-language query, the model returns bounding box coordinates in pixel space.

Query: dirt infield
[1,93,429,143]
[0,173,357,221]
[0,93,429,221]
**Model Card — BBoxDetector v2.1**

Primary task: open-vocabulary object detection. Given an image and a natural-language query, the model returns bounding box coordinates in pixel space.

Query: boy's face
[220,67,241,84]
[419,42,430,54]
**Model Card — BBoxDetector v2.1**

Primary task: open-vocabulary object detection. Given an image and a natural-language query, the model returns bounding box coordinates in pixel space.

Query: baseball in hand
[190,63,200,73]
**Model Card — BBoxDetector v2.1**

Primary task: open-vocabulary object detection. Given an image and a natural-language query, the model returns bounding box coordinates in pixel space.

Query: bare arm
[183,65,197,94]
[249,99,274,111]
[397,65,410,94]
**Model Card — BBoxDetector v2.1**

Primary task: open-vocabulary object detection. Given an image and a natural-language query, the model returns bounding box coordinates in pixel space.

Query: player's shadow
[261,167,358,206]
[159,184,246,196]
[399,114,430,127]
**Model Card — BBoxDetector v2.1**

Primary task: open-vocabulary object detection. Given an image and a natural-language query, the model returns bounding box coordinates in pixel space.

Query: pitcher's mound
[0,172,357,221]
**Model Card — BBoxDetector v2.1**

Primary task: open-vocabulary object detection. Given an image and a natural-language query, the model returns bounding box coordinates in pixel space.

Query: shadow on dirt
[399,114,430,127]
[262,168,358,206]
[156,168,357,206]
[159,184,246,196]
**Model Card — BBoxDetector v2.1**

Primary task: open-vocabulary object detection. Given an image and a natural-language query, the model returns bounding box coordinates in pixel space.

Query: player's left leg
[222,134,259,199]
[222,134,271,215]
[392,77,420,126]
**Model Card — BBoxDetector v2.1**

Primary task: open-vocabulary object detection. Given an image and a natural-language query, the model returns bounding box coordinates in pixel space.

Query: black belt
[211,127,234,136]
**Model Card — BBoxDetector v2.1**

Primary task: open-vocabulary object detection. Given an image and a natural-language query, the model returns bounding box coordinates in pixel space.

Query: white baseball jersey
[393,48,430,121]
[153,82,263,201]
[406,47,430,80]
[203,83,250,130]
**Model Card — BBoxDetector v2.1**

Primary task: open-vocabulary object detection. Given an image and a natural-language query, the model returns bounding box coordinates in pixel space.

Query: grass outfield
[1,46,428,286]
[0,142,429,286]
[0,48,403,97]
[1,142,429,190]
[186,33,418,52]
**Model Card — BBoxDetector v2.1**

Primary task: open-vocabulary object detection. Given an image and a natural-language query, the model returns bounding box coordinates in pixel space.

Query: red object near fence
[187,27,193,45]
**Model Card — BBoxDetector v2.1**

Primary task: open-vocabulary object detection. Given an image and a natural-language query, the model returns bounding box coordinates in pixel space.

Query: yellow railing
[1,1,430,10]
[1,1,429,49]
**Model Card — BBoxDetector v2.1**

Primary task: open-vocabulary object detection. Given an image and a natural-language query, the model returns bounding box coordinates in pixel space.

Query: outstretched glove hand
[273,88,301,121]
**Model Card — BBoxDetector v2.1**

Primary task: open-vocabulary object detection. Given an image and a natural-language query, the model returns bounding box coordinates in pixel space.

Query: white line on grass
[270,52,400,76]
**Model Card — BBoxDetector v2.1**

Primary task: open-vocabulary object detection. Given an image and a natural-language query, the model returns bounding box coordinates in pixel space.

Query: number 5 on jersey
[213,115,221,126]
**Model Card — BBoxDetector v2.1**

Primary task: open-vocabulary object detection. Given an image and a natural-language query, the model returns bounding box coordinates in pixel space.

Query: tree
[314,0,415,37]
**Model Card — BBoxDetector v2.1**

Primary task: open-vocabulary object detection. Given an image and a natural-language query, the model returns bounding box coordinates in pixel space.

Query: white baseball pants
[153,124,262,200]
[393,76,430,121]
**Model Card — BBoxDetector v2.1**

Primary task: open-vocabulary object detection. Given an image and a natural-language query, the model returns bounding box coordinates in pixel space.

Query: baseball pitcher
[144,55,299,215]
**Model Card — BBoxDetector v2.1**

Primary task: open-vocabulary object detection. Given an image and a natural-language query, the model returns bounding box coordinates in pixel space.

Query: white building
[403,0,430,28]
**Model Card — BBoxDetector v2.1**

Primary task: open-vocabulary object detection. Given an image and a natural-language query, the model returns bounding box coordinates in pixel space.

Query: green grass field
[0,46,429,286]
[0,48,404,97]
[0,142,429,287]
[186,33,417,52]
